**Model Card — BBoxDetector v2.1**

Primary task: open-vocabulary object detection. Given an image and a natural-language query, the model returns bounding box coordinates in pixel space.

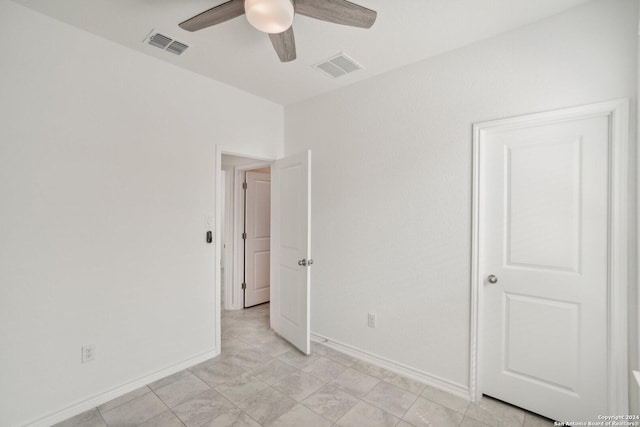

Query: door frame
[469,99,630,414]
[215,146,275,352]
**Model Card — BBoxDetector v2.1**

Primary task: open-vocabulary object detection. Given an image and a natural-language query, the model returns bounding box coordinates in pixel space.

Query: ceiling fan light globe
[245,0,294,34]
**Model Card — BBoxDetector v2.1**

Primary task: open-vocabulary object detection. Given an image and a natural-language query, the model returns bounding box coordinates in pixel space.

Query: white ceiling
[14,0,591,105]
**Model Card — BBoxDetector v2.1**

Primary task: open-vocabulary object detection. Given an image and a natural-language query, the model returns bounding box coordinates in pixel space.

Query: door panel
[271,150,311,354]
[244,171,271,307]
[504,294,579,391]
[480,115,609,421]
[506,138,581,271]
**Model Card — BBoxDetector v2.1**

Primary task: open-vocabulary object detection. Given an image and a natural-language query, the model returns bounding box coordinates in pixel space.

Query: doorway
[215,147,313,357]
[469,100,629,421]
[221,154,272,311]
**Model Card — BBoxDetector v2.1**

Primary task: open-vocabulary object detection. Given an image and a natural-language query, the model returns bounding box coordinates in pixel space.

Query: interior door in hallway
[478,110,612,421]
[271,150,312,354]
[244,170,271,308]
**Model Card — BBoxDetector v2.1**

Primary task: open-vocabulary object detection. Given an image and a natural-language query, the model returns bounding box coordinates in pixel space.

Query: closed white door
[479,113,610,420]
[244,171,271,308]
[270,150,311,354]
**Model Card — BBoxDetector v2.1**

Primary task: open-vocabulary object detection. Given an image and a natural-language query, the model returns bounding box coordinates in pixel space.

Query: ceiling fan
[179,0,377,62]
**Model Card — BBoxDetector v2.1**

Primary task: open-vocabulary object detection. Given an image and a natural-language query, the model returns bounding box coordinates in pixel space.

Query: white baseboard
[311,332,469,400]
[24,348,219,427]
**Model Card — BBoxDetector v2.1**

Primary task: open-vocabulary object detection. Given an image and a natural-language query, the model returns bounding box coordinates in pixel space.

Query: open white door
[270,150,311,354]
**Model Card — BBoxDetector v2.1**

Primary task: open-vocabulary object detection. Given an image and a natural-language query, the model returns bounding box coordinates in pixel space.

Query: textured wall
[285,0,637,393]
[0,1,283,425]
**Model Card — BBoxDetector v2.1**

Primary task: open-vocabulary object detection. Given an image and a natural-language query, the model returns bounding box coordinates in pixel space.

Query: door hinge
[242,232,247,240]
[242,282,247,290]
[242,182,247,190]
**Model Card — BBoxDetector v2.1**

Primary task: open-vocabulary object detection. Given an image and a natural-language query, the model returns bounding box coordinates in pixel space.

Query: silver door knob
[307,259,314,266]
[298,259,307,266]
[487,275,498,284]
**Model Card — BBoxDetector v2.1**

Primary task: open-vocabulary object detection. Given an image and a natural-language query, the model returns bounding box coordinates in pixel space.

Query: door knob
[298,259,307,266]
[487,275,498,284]
[307,259,314,266]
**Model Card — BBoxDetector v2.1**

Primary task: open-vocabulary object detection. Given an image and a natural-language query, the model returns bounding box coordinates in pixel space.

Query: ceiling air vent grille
[314,53,363,78]
[146,31,189,56]
[166,41,189,55]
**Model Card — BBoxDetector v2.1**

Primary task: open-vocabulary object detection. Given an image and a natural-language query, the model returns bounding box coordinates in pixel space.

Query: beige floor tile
[97,386,150,413]
[215,374,269,405]
[524,412,556,426]
[100,392,168,425]
[310,341,329,355]
[278,349,318,369]
[350,359,391,380]
[382,371,426,395]
[154,372,211,408]
[329,368,379,398]
[267,404,332,427]
[336,401,399,427]
[302,356,348,382]
[302,384,359,422]
[460,416,491,427]
[237,387,298,425]
[226,347,275,370]
[421,385,470,414]
[249,358,298,385]
[137,410,185,427]
[148,370,192,391]
[364,381,418,418]
[403,397,464,427]
[172,389,236,427]
[52,408,106,427]
[191,359,247,387]
[273,371,326,401]
[465,396,525,427]
[202,407,261,427]
[321,347,358,367]
[257,336,296,357]
[221,336,256,355]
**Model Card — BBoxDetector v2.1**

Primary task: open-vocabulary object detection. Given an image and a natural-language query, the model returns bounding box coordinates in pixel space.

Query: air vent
[149,33,172,49]
[314,53,363,78]
[166,41,189,55]
[145,31,189,56]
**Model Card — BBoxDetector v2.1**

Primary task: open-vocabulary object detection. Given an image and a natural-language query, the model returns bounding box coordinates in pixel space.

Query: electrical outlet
[81,344,96,363]
[367,313,377,328]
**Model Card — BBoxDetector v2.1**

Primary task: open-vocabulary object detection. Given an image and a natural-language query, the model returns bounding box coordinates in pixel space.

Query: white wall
[0,1,283,425]
[286,0,637,395]
[634,2,640,415]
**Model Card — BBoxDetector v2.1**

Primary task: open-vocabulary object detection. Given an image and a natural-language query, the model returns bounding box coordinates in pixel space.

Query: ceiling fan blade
[269,27,297,62]
[179,0,245,32]
[295,0,376,29]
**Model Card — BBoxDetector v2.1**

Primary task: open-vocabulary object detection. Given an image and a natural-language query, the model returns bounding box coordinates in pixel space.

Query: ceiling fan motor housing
[245,0,295,34]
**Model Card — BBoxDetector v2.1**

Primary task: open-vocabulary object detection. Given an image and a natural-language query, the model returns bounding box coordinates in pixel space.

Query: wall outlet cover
[81,344,96,363]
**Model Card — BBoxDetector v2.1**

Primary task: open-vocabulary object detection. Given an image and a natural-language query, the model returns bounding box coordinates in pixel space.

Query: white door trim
[469,99,629,414]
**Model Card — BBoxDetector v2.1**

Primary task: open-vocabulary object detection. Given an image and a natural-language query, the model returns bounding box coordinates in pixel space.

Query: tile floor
[55,303,554,427]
